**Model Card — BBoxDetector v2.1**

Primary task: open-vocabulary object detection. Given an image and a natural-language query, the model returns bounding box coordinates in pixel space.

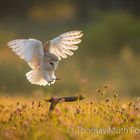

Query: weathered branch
[44,95,85,113]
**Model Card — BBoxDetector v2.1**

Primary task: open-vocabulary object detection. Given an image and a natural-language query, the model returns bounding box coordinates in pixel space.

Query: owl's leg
[47,81,52,85]
[47,77,60,85]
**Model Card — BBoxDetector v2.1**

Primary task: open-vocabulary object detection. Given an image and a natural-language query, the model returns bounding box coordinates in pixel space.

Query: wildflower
[65,106,71,112]
[16,102,19,106]
[3,130,13,139]
[22,120,30,128]
[14,108,22,115]
[76,108,80,114]
[55,108,61,115]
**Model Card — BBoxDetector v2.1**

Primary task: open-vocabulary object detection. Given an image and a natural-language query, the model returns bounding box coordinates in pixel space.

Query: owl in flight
[7,31,83,86]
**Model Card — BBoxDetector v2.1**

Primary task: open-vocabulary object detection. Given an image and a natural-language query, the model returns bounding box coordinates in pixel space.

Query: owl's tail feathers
[26,69,48,86]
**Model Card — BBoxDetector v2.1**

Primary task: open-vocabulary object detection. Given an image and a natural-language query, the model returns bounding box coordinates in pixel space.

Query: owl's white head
[44,53,59,70]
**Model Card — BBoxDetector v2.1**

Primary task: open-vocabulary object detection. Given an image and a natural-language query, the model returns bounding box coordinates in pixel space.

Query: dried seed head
[105,98,110,103]
[32,101,34,105]
[137,97,140,103]
[114,93,118,98]
[128,102,132,106]
[9,118,12,122]
[38,101,41,107]
[104,84,109,89]
[22,105,27,109]
[76,108,80,114]
[90,101,93,105]
[135,107,139,111]
[96,88,101,93]
[130,119,135,123]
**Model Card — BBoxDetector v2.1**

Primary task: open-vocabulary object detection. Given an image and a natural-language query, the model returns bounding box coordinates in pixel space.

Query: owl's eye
[50,62,54,66]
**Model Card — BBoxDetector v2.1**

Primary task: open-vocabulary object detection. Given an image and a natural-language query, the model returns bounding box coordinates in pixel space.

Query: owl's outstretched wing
[44,31,83,60]
[7,39,44,69]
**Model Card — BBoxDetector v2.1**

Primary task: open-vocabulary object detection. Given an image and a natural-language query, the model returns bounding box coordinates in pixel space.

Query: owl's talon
[47,80,54,85]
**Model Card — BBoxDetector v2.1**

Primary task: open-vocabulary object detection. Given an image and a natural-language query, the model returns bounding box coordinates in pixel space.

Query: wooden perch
[44,95,85,113]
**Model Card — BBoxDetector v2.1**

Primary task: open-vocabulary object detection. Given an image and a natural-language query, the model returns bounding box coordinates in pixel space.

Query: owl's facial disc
[44,53,59,70]
[45,53,59,61]
[49,62,54,69]
[47,60,59,70]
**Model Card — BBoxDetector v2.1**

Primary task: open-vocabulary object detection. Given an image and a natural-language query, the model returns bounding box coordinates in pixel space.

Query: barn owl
[7,31,83,86]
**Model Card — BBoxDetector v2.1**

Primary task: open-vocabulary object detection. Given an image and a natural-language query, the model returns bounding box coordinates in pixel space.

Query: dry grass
[0,87,140,140]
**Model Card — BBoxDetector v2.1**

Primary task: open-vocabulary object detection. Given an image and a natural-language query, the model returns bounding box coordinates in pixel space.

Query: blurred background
[0,0,140,97]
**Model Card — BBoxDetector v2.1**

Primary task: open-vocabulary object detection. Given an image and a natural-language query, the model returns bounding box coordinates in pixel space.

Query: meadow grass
[0,87,140,140]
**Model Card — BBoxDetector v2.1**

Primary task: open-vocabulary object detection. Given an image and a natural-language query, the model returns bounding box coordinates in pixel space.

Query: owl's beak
[56,77,61,80]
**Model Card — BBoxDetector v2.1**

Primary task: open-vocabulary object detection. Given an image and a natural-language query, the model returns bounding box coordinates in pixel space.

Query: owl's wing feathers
[48,31,83,60]
[26,69,56,86]
[7,39,44,69]
[26,69,48,86]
